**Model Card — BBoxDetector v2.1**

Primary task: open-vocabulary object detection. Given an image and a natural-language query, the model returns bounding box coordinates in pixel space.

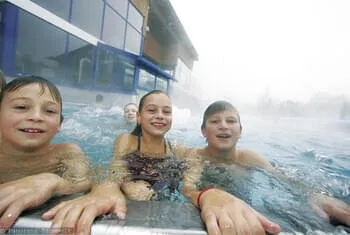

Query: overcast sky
[170,0,350,104]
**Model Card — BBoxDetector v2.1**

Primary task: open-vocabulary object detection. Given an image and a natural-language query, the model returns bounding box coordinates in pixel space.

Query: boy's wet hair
[131,90,169,136]
[201,100,242,130]
[0,76,64,124]
[0,70,6,92]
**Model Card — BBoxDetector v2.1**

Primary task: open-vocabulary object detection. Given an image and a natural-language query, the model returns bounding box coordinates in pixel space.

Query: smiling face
[0,83,61,153]
[138,93,172,138]
[202,110,242,152]
[124,103,137,122]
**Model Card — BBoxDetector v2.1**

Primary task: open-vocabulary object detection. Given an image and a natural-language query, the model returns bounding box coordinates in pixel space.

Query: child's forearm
[50,173,92,196]
[181,186,200,207]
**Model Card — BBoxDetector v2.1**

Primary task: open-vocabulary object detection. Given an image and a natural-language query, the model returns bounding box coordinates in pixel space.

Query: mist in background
[170,0,350,119]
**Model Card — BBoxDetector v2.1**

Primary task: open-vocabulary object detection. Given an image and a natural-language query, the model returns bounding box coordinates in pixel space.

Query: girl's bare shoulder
[114,133,136,145]
[113,133,138,158]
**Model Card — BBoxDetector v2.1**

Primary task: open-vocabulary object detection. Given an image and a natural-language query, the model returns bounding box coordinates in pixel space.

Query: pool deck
[10,195,207,235]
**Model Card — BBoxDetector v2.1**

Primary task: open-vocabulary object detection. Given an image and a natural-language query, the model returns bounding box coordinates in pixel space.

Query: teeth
[218,135,230,138]
[24,129,41,133]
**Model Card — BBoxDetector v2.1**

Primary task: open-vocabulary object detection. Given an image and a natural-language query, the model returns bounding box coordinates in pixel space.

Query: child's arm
[180,150,280,235]
[55,143,92,195]
[241,148,350,227]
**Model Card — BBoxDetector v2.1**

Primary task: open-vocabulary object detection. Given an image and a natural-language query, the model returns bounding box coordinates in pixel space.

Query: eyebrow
[8,97,59,106]
[145,104,171,108]
[209,115,237,119]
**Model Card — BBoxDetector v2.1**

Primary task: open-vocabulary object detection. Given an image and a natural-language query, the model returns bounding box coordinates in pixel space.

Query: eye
[209,120,219,124]
[147,108,156,113]
[13,105,27,110]
[227,119,238,123]
[163,109,172,114]
[46,109,58,114]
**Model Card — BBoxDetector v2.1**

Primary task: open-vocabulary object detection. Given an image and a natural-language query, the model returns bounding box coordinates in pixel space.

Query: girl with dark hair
[113,90,187,200]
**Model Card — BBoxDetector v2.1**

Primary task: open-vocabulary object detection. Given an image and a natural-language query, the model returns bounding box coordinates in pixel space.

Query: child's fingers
[256,211,281,234]
[42,201,68,220]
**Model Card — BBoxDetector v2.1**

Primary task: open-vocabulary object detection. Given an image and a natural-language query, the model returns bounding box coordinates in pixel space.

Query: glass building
[0,0,198,104]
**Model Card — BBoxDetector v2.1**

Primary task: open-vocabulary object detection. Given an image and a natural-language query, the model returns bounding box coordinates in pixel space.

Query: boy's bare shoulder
[168,140,188,158]
[54,142,82,151]
[184,147,207,161]
[184,147,198,156]
[238,148,273,170]
[51,143,87,161]
[51,143,83,154]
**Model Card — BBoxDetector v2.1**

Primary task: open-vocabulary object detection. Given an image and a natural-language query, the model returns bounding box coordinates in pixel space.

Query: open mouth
[20,128,45,133]
[216,134,231,139]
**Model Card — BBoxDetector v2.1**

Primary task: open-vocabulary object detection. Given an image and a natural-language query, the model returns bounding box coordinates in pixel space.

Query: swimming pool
[51,103,349,234]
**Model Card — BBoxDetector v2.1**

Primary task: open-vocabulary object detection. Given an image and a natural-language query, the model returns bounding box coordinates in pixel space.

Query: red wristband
[197,186,217,208]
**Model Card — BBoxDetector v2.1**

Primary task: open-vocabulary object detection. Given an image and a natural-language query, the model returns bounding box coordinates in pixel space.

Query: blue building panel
[0,0,174,96]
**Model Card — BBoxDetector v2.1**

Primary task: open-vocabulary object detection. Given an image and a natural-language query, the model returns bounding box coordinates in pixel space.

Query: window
[66,35,95,86]
[15,9,67,82]
[71,0,103,38]
[138,69,155,90]
[107,0,128,18]
[125,24,141,55]
[127,4,143,32]
[102,6,125,49]
[95,46,135,91]
[156,77,168,92]
[30,0,70,20]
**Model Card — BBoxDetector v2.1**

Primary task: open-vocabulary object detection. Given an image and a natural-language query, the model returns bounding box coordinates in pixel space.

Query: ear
[201,127,207,138]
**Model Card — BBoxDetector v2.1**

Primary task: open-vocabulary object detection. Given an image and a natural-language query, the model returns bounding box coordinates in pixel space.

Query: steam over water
[54,103,349,234]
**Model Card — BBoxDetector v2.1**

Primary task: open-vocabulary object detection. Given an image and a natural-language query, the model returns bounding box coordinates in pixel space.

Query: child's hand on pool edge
[0,173,70,232]
[42,182,127,235]
[198,188,281,235]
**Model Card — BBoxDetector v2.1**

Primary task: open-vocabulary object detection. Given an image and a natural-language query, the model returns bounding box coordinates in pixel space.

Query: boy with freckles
[0,76,91,232]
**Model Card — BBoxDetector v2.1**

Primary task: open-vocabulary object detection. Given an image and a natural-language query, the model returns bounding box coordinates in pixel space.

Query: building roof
[148,0,198,61]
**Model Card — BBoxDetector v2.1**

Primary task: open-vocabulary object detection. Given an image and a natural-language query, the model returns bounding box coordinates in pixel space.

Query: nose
[155,110,164,119]
[218,120,228,129]
[28,107,44,122]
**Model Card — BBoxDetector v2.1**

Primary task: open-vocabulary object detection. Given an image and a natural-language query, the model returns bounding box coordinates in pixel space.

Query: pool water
[54,103,350,234]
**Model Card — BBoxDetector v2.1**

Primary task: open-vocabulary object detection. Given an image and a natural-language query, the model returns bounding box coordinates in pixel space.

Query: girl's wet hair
[131,90,169,136]
[201,100,242,130]
[0,76,64,123]
[0,70,6,93]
